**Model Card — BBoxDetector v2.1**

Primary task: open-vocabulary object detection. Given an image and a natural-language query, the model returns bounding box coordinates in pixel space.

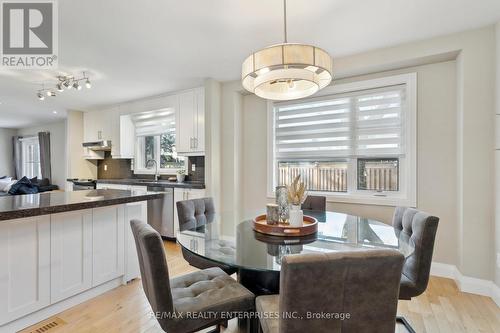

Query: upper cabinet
[83,110,112,142]
[111,113,135,159]
[176,87,205,155]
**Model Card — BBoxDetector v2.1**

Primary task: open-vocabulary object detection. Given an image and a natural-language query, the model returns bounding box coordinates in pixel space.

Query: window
[268,74,416,206]
[133,108,185,173]
[21,137,42,179]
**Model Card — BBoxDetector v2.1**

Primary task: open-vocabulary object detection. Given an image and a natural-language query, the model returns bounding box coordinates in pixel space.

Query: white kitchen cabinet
[83,110,112,142]
[111,114,135,159]
[92,205,125,286]
[176,88,205,155]
[0,216,51,325]
[50,210,92,303]
[124,186,147,281]
[173,188,206,236]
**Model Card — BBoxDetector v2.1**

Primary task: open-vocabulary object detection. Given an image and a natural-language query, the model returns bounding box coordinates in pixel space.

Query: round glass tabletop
[176,210,414,272]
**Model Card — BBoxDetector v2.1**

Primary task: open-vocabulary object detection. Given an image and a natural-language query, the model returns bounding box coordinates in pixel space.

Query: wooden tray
[252,214,318,237]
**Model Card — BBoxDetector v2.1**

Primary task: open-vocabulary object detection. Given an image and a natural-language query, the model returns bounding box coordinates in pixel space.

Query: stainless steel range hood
[82,140,112,151]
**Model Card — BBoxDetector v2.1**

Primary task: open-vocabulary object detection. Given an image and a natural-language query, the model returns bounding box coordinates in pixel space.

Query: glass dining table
[176,210,414,295]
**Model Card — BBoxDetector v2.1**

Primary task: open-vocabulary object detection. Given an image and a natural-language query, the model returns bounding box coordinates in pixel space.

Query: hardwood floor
[20,241,500,333]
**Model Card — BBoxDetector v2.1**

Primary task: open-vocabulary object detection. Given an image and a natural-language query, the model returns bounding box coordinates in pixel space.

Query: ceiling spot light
[37,92,45,100]
[63,80,72,89]
[56,83,64,92]
[85,78,91,89]
[52,110,58,114]
[47,91,56,97]
[73,81,82,90]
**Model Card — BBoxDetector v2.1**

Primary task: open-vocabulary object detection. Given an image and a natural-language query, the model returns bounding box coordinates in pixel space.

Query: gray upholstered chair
[130,219,255,333]
[392,207,439,333]
[256,249,404,333]
[301,195,326,211]
[176,197,237,275]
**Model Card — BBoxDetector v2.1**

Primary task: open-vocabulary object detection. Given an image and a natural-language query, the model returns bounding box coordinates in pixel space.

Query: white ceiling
[1,0,499,128]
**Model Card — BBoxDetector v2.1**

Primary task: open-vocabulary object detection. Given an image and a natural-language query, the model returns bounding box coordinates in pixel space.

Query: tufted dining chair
[256,249,404,333]
[301,195,326,211]
[177,197,237,275]
[130,219,255,333]
[392,207,439,333]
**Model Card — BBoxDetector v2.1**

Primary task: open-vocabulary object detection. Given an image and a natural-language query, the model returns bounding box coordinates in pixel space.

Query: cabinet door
[173,188,185,236]
[177,91,196,153]
[124,201,146,282]
[194,88,205,152]
[92,205,125,286]
[187,188,206,200]
[50,210,92,303]
[0,216,50,325]
[83,111,99,142]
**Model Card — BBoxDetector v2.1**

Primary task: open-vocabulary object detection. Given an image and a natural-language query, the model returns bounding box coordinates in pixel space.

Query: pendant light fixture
[242,0,333,101]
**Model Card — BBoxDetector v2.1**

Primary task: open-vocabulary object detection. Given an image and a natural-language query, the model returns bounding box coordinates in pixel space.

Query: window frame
[267,73,417,207]
[20,136,42,179]
[134,134,185,174]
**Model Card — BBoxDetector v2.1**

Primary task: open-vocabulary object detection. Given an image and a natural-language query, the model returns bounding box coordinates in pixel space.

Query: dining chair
[392,207,439,333]
[256,249,404,333]
[130,219,255,333]
[301,195,326,211]
[176,197,237,275]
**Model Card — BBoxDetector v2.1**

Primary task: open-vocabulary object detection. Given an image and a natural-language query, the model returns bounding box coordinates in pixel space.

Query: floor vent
[18,317,67,333]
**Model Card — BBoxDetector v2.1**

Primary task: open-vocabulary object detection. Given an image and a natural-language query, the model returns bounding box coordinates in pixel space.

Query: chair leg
[397,316,416,333]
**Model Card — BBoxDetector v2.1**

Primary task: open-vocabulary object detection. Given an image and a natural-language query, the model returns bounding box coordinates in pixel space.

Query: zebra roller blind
[274,84,406,160]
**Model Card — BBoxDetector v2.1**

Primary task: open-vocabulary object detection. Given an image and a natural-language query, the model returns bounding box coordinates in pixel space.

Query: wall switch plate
[191,164,196,172]
[104,165,108,171]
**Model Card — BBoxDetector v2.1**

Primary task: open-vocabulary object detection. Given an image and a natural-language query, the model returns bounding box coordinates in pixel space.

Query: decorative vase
[289,204,303,227]
[275,186,289,223]
[177,174,185,183]
[266,204,279,225]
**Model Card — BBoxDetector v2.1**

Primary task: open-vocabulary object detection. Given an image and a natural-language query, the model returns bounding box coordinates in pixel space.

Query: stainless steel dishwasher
[146,186,175,239]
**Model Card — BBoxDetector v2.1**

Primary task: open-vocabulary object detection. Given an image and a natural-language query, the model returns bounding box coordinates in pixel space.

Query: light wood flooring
[20,241,500,333]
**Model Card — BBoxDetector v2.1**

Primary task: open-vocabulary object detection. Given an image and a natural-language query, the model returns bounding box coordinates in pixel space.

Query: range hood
[82,140,112,151]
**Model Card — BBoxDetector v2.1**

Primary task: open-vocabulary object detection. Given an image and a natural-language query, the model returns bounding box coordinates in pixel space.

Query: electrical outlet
[104,164,108,171]
[191,164,196,172]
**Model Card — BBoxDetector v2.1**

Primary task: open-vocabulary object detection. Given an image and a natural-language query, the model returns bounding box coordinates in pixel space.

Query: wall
[17,120,67,189]
[0,128,16,177]
[218,26,497,281]
[240,60,458,266]
[495,22,500,287]
[66,110,97,188]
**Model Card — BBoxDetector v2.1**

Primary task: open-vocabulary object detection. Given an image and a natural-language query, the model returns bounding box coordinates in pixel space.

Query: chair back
[301,195,326,211]
[278,250,404,333]
[176,197,215,231]
[393,207,439,298]
[130,219,174,331]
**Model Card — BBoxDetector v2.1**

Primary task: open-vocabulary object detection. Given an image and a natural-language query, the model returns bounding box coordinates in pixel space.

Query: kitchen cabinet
[83,110,112,142]
[92,205,125,286]
[111,114,135,159]
[0,216,51,325]
[173,188,206,236]
[50,210,93,303]
[176,88,205,155]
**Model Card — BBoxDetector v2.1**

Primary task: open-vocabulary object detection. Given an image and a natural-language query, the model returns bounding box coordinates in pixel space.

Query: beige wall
[0,128,16,177]
[66,111,98,188]
[218,26,497,280]
[17,120,67,189]
[495,22,500,286]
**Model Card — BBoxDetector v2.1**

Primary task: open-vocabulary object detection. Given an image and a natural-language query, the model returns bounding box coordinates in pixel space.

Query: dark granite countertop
[0,189,163,221]
[96,179,206,189]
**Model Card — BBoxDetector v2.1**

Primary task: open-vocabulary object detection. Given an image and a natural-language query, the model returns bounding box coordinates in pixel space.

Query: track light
[73,81,82,90]
[63,80,72,89]
[47,91,56,97]
[85,78,91,89]
[37,92,45,100]
[56,83,64,92]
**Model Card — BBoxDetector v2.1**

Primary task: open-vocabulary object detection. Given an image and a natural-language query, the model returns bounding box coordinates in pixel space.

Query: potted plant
[176,169,186,183]
[287,175,307,227]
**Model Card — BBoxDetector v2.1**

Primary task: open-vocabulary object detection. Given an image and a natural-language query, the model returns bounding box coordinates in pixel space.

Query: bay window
[268,73,416,206]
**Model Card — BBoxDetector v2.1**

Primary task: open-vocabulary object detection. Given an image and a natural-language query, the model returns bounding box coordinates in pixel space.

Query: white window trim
[267,73,417,207]
[134,135,186,175]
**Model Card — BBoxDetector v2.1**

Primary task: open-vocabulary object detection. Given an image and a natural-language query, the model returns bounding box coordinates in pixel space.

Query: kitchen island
[0,189,162,332]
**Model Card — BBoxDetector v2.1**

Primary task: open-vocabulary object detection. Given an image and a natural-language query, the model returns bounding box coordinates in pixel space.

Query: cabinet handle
[189,137,193,149]
[194,138,198,149]
[98,130,102,140]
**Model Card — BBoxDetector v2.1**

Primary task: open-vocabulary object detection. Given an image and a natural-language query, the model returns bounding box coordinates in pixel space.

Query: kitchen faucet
[146,159,160,181]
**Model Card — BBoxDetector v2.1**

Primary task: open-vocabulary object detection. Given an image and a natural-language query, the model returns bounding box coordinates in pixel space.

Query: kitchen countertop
[0,189,163,221]
[96,179,206,189]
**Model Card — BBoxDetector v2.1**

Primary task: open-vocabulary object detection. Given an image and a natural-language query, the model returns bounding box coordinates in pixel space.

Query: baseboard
[431,262,500,307]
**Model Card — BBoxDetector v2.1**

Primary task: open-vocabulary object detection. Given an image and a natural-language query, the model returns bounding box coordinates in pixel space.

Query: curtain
[38,132,51,182]
[12,136,22,179]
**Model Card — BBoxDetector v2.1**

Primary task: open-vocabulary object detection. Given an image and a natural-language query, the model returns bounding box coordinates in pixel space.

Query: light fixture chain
[283,0,287,43]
